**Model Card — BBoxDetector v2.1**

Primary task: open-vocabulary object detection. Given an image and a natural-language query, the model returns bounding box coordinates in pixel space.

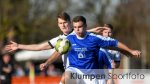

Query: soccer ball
[55,38,71,54]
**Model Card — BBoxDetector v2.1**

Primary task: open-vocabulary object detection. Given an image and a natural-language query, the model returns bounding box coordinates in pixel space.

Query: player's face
[73,21,86,37]
[102,28,112,37]
[3,55,10,63]
[58,18,71,35]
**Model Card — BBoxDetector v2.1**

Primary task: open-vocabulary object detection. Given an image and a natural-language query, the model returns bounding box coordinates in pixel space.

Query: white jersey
[100,48,121,62]
[48,34,69,69]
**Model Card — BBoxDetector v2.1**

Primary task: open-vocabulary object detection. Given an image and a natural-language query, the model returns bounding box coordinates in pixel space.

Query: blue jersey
[66,32,118,69]
[98,50,112,69]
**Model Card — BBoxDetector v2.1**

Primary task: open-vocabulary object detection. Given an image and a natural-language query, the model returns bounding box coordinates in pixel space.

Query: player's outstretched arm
[117,42,141,57]
[39,51,61,71]
[87,27,109,34]
[4,41,52,52]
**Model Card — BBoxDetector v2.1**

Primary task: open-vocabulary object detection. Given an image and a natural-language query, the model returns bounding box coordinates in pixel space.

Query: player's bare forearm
[5,41,53,52]
[44,51,61,65]
[18,42,52,51]
[106,42,141,57]
[117,42,132,54]
[87,27,109,34]
[116,42,141,57]
[39,51,61,71]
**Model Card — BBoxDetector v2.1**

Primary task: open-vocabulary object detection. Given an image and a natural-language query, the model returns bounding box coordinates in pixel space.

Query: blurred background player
[0,53,14,84]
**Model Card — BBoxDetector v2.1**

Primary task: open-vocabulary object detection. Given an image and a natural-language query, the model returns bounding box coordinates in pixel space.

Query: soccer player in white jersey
[101,24,121,68]
[4,12,71,84]
[41,16,141,84]
[98,24,121,84]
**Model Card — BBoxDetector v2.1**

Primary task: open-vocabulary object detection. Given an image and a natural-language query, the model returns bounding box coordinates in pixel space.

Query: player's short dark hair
[57,12,71,22]
[72,16,87,26]
[104,24,113,30]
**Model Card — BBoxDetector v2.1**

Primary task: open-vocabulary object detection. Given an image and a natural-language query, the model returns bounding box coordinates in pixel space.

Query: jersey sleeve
[96,35,118,48]
[48,36,59,48]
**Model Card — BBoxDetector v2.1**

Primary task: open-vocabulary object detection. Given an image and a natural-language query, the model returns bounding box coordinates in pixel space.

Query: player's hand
[3,67,12,73]
[88,27,109,34]
[39,63,48,71]
[130,50,141,57]
[4,41,18,52]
